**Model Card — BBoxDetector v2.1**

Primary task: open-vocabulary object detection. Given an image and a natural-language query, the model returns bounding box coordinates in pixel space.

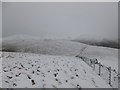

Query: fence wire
[76,55,118,88]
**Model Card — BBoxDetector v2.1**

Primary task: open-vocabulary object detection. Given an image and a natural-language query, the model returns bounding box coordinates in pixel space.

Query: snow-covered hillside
[2,35,118,71]
[1,35,118,88]
[0,52,2,88]
[2,52,111,88]
[2,35,86,56]
[80,45,118,71]
[74,35,119,49]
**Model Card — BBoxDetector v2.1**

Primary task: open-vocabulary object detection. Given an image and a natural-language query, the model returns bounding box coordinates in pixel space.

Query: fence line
[75,55,118,88]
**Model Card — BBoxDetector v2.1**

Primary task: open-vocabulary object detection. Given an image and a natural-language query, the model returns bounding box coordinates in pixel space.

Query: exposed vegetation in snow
[2,52,111,88]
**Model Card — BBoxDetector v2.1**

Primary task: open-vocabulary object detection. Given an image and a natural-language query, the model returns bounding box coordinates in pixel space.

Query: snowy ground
[2,35,86,56]
[2,52,111,88]
[0,52,2,88]
[1,35,118,88]
[81,45,118,71]
[2,35,118,71]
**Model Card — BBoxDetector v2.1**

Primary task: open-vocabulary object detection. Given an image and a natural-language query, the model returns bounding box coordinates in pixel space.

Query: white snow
[81,45,118,71]
[2,35,87,56]
[2,52,111,88]
[1,35,118,88]
[0,52,2,88]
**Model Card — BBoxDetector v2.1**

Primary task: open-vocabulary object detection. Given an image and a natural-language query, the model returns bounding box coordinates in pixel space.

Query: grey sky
[2,2,118,40]
[0,2,1,39]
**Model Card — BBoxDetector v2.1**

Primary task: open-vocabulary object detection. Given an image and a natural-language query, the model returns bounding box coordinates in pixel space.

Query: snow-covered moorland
[1,35,118,88]
[2,52,111,88]
[2,35,118,71]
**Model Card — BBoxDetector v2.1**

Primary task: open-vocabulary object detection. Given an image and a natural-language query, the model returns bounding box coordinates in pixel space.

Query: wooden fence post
[93,60,95,70]
[90,59,92,67]
[108,67,112,86]
[98,63,101,76]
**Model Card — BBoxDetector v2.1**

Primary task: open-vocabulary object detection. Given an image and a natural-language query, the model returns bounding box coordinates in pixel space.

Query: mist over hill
[72,36,119,49]
[1,35,87,56]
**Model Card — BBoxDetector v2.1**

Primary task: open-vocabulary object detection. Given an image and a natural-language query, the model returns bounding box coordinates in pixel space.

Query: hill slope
[73,35,120,49]
[80,45,118,71]
[1,35,118,71]
[2,35,86,56]
[2,52,111,88]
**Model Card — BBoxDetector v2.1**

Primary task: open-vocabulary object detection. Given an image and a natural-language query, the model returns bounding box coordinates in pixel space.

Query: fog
[2,2,118,40]
[0,2,2,39]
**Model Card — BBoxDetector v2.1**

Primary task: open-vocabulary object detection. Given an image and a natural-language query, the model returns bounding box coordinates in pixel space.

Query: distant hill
[72,38,119,49]
[1,35,118,70]
[1,35,86,56]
